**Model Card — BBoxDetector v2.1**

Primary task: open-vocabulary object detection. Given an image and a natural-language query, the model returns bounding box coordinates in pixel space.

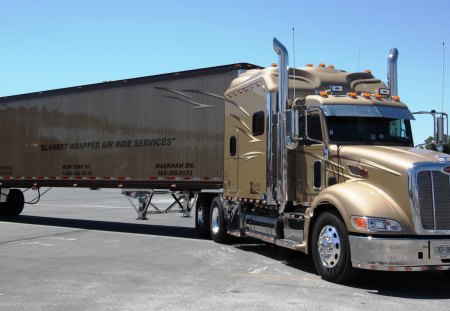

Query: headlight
[351,216,403,232]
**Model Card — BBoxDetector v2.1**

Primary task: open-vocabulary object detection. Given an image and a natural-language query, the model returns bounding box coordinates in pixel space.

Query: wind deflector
[321,105,415,120]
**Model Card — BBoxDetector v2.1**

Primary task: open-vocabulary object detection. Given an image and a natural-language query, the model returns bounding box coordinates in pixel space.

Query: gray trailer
[0,63,260,216]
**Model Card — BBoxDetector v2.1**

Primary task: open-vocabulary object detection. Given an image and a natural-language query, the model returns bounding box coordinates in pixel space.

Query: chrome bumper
[349,235,450,271]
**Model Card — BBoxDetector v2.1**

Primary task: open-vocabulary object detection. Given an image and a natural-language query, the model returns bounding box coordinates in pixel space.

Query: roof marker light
[347,92,357,99]
[319,91,328,97]
[364,69,372,74]
[374,93,383,100]
[319,63,326,67]
[392,95,401,102]
[363,92,371,99]
[306,63,313,67]
[328,64,335,69]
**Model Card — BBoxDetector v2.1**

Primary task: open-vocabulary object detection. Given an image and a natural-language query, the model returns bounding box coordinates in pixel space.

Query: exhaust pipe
[273,38,289,208]
[387,48,399,96]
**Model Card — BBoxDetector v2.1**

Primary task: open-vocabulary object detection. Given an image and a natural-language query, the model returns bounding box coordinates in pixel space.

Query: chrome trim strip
[431,171,437,230]
[244,229,275,243]
[275,239,299,250]
[266,92,276,205]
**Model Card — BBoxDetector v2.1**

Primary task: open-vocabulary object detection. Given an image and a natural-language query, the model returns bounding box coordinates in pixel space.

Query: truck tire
[311,211,355,283]
[195,194,213,238]
[4,189,25,216]
[210,196,228,243]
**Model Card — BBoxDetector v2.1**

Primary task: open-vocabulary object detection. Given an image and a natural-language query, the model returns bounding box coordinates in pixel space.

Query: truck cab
[197,40,450,283]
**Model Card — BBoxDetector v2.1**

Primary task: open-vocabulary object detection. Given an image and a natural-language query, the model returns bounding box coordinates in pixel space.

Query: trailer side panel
[0,64,258,190]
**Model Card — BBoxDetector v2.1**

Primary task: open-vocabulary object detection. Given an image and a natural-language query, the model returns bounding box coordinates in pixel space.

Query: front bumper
[349,235,450,271]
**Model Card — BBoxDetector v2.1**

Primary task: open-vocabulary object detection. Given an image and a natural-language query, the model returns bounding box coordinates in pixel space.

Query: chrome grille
[417,170,450,230]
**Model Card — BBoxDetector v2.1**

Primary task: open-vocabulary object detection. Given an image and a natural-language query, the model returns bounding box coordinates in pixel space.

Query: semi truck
[1,38,450,283]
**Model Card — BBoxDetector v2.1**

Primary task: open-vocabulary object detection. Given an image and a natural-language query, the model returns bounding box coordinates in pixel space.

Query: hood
[329,145,450,176]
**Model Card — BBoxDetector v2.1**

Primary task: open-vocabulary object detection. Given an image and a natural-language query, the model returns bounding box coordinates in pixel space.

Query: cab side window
[252,111,265,136]
[299,114,323,144]
[308,115,323,142]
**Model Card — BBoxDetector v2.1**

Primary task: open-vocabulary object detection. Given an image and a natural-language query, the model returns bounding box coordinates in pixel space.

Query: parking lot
[1,188,450,310]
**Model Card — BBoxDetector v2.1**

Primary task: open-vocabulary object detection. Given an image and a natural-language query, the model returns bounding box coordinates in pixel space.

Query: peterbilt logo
[443,167,450,174]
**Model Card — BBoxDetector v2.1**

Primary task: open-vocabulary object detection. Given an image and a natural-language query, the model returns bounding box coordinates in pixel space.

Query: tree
[422,134,450,153]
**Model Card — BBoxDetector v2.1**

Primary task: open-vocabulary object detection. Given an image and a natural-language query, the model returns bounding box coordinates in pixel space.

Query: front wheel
[311,211,356,283]
[210,196,228,243]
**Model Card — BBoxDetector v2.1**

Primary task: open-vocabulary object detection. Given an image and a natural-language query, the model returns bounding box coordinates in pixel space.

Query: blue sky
[1,0,449,144]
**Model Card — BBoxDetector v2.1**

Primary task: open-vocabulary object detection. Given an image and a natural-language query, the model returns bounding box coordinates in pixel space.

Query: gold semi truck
[1,38,450,283]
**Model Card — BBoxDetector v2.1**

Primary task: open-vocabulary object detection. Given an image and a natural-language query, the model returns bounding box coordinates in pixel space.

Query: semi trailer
[1,38,450,283]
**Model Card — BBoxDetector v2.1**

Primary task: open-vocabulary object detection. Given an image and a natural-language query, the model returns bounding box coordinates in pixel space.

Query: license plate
[434,244,450,258]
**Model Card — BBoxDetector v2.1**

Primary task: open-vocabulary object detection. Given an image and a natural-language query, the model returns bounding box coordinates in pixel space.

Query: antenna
[292,27,296,104]
[442,42,445,113]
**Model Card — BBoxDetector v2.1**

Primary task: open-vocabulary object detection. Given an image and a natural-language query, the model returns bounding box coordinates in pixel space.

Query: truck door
[296,113,324,203]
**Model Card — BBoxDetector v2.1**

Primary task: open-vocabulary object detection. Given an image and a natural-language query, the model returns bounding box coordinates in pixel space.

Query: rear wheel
[210,196,228,243]
[1,189,25,216]
[311,211,355,283]
[195,194,213,238]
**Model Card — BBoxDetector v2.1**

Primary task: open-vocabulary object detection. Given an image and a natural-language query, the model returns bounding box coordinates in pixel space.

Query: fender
[310,181,415,235]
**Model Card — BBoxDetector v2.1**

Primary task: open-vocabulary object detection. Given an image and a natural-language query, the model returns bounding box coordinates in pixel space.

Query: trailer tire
[210,196,228,243]
[311,211,356,283]
[4,189,25,216]
[195,194,213,238]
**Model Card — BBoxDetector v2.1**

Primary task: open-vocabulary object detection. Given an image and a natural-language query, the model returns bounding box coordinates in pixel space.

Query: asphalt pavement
[1,188,450,311]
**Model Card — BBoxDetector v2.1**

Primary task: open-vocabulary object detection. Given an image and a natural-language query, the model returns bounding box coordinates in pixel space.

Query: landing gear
[311,212,355,283]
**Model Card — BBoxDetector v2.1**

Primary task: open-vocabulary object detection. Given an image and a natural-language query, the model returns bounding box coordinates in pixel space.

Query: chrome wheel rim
[211,206,220,234]
[317,225,341,268]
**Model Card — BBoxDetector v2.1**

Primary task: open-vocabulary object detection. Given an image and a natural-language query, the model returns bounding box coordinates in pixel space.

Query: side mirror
[286,109,299,149]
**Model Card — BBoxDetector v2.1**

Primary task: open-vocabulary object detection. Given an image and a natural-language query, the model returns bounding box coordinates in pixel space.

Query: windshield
[326,116,413,146]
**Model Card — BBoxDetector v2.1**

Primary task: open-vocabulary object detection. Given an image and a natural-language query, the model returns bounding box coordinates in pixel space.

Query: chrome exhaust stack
[387,48,399,96]
[273,38,289,209]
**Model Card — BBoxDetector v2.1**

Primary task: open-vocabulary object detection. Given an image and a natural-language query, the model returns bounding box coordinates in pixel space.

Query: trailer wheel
[311,211,355,283]
[4,189,25,216]
[195,195,212,238]
[210,196,228,243]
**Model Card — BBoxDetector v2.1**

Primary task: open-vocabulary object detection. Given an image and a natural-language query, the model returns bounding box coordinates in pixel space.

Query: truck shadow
[1,215,201,240]
[4,215,450,297]
[231,238,450,298]
[349,269,450,299]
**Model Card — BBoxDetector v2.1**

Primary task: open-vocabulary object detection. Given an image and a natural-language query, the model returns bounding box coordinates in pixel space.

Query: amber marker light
[319,63,326,67]
[363,92,371,99]
[319,91,328,98]
[351,216,368,230]
[374,93,382,100]
[328,64,335,69]
[306,63,313,67]
[364,69,372,74]
[347,92,357,98]
[392,95,401,102]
